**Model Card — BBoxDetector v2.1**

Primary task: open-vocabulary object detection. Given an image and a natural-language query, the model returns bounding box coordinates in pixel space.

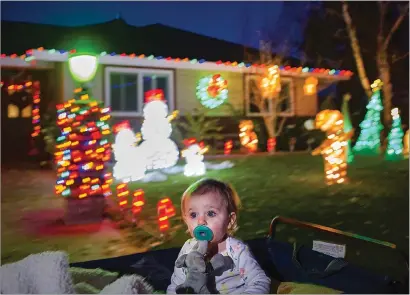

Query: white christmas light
[139,93,179,170]
[113,128,146,182]
[182,143,207,177]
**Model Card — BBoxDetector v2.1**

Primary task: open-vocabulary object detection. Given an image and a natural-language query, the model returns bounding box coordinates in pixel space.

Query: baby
[167,178,271,294]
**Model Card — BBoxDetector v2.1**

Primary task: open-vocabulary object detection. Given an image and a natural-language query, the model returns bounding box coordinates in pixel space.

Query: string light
[353,80,384,155]
[260,65,281,97]
[239,120,258,153]
[224,140,233,155]
[196,74,228,109]
[385,108,404,161]
[1,80,41,139]
[54,89,112,200]
[138,89,179,171]
[312,110,353,185]
[267,138,276,153]
[181,138,208,177]
[1,48,354,77]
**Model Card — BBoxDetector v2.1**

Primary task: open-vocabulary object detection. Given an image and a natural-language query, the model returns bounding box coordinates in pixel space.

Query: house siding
[292,77,318,116]
[60,62,322,118]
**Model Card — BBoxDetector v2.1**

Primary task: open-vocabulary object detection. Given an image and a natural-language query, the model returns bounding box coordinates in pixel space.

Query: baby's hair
[181,178,242,235]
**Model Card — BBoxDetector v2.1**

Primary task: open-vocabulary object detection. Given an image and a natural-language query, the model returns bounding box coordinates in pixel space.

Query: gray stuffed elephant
[175,240,234,294]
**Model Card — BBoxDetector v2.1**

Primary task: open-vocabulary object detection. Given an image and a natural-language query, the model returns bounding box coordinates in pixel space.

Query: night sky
[1,1,310,51]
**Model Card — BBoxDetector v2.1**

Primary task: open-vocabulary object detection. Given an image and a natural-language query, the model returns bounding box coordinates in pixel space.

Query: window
[245,74,295,117]
[105,67,174,116]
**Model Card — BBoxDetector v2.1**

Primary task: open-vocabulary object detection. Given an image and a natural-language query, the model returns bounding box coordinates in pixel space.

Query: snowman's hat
[144,89,165,103]
[114,120,131,134]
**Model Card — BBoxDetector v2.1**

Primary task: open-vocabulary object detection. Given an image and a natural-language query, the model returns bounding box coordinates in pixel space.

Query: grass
[1,154,408,278]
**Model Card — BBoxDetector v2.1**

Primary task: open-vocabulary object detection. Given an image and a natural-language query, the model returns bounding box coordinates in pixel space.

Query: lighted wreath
[196,74,228,109]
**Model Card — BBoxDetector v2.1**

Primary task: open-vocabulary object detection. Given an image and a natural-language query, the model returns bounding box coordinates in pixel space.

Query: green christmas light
[68,54,98,83]
[342,93,354,163]
[196,74,228,109]
[385,108,404,161]
[353,80,384,155]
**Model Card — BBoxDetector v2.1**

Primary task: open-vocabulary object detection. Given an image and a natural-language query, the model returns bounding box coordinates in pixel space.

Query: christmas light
[1,80,41,138]
[196,74,228,109]
[138,89,179,170]
[385,108,404,161]
[312,110,354,185]
[267,138,276,153]
[2,47,354,77]
[157,197,176,218]
[224,140,233,155]
[132,189,145,215]
[260,65,281,97]
[181,138,208,177]
[112,122,146,182]
[239,120,258,153]
[303,76,318,95]
[54,89,112,201]
[353,80,384,155]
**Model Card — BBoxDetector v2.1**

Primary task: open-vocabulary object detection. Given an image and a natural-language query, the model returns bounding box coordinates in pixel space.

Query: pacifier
[193,225,213,241]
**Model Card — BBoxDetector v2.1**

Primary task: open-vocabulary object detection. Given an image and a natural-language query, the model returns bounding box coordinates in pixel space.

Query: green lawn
[2,154,408,277]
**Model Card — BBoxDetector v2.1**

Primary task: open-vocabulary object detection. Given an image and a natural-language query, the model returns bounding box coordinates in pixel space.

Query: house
[1,18,353,157]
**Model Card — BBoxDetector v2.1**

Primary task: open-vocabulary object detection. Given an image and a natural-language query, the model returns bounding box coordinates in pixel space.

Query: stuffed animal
[175,226,234,294]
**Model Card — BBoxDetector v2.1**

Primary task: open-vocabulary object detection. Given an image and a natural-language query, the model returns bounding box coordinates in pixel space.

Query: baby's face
[184,192,233,245]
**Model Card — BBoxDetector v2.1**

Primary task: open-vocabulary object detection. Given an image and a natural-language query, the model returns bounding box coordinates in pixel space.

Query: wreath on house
[196,74,228,109]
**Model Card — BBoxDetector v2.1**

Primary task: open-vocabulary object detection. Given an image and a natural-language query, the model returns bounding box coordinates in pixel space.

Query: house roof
[0,19,353,79]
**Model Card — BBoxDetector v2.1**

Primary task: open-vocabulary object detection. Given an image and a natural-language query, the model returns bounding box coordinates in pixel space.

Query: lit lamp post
[55,54,112,225]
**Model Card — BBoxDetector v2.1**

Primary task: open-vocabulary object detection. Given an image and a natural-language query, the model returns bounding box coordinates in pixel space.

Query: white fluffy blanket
[0,251,153,294]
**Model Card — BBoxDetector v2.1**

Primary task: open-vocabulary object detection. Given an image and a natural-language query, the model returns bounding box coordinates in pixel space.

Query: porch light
[68,54,98,83]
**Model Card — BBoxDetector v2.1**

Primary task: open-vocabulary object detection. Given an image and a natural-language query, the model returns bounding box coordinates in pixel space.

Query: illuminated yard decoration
[138,89,179,170]
[55,53,112,224]
[181,138,208,177]
[385,108,404,161]
[196,74,228,109]
[239,120,258,153]
[312,110,354,185]
[353,79,384,155]
[112,121,146,182]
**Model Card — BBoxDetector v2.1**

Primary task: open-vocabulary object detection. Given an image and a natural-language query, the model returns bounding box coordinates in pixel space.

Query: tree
[342,93,354,163]
[341,1,409,126]
[385,107,404,161]
[353,82,384,155]
[241,2,312,144]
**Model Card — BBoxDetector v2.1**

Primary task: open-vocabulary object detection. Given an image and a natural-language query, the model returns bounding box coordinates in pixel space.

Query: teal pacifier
[193,225,213,241]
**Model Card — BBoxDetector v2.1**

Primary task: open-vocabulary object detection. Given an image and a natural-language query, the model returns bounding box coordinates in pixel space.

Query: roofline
[0,49,353,81]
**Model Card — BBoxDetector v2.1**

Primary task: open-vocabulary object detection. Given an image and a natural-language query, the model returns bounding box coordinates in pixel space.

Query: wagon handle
[269,215,397,249]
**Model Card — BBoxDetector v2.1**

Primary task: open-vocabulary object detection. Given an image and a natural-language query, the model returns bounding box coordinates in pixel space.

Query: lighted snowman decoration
[138,89,179,170]
[182,138,208,177]
[112,121,146,182]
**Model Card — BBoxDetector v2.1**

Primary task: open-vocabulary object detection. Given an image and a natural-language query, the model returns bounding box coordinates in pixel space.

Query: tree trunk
[377,48,393,127]
[263,115,275,139]
[342,2,373,99]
